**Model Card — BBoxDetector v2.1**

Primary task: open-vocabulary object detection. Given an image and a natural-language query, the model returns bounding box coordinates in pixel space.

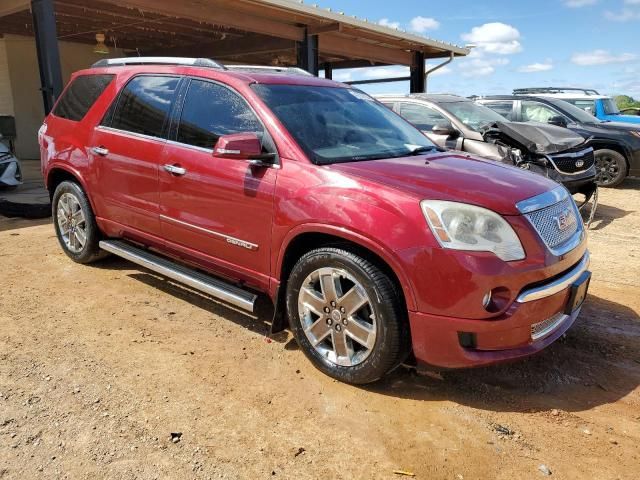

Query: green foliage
[615,95,640,110]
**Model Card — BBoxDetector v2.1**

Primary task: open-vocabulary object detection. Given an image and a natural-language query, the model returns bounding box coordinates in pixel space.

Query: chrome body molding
[159,215,258,251]
[516,251,590,303]
[515,185,568,214]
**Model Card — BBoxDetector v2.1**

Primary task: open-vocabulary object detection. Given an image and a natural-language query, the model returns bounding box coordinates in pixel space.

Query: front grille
[524,196,579,250]
[550,148,594,174]
[531,312,566,340]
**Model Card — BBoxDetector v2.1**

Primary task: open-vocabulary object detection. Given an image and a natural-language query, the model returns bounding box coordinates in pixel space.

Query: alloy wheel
[56,192,87,253]
[297,267,376,367]
[595,153,620,186]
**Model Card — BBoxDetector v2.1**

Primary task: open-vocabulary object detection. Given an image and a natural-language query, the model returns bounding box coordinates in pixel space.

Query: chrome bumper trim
[516,251,590,303]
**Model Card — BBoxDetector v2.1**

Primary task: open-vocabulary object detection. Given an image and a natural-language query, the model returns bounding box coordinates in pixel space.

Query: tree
[615,95,640,110]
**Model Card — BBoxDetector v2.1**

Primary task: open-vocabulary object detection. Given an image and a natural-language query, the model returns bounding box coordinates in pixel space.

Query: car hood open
[329,151,559,215]
[480,121,587,155]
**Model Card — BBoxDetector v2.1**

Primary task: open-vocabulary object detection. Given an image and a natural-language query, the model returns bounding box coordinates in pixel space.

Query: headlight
[421,200,525,261]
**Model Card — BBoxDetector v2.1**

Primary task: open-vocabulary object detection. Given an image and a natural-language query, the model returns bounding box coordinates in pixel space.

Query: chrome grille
[524,196,579,249]
[550,149,594,174]
[531,312,567,340]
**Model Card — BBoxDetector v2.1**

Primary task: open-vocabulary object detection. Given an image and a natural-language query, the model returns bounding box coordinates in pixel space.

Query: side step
[99,240,257,313]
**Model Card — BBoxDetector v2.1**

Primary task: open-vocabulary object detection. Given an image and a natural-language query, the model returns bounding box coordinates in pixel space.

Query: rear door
[90,75,181,238]
[159,78,278,284]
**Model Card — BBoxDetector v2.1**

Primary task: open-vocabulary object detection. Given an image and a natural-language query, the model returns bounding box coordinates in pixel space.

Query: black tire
[286,247,410,384]
[52,181,106,264]
[595,149,627,187]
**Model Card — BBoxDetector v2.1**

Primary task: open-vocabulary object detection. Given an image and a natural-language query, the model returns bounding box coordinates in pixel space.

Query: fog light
[482,290,492,309]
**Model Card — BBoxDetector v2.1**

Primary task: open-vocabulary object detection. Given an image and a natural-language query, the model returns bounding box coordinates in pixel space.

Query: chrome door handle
[163,164,187,176]
[91,146,109,156]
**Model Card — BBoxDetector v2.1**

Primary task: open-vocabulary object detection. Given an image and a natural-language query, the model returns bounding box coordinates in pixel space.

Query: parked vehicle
[40,58,591,384]
[476,95,640,187]
[0,135,22,188]
[513,88,640,125]
[377,94,597,201]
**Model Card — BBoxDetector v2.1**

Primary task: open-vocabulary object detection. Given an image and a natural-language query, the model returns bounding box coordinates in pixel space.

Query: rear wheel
[286,247,410,384]
[52,181,105,264]
[595,149,627,187]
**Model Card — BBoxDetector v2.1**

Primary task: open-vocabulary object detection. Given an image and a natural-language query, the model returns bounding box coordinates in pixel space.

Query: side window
[566,99,596,114]
[107,75,179,138]
[399,103,448,131]
[177,79,263,149]
[53,74,114,121]
[521,101,565,123]
[380,102,395,110]
[483,101,514,120]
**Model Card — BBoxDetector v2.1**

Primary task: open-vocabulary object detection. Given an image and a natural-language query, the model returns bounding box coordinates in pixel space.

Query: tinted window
[108,76,179,138]
[482,101,514,120]
[399,103,449,131]
[53,74,114,121]
[442,101,506,131]
[177,80,263,149]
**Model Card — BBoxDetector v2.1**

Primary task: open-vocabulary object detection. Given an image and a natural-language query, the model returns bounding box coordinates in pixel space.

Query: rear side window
[53,74,114,121]
[399,103,448,131]
[177,79,263,149]
[483,101,514,120]
[107,75,180,138]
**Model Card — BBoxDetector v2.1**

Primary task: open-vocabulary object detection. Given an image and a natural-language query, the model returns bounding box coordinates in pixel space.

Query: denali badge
[575,159,584,168]
[554,210,571,231]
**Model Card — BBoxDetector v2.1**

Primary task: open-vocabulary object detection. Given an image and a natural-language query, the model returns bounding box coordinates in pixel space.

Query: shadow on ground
[366,293,640,414]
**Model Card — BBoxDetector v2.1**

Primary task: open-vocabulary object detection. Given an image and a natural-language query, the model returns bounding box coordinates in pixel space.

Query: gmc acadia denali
[39,58,591,384]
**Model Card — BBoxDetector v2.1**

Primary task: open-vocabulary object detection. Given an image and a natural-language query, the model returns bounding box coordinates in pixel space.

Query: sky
[314,0,638,97]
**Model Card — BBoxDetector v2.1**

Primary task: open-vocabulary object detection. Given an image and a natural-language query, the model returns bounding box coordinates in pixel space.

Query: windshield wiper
[408,145,439,156]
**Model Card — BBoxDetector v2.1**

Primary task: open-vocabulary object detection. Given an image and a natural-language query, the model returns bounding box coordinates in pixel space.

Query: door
[397,102,462,149]
[91,75,181,237]
[159,78,278,280]
[521,100,568,124]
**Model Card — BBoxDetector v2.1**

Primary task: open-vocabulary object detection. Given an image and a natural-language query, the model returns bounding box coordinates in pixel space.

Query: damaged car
[0,136,22,188]
[377,94,598,223]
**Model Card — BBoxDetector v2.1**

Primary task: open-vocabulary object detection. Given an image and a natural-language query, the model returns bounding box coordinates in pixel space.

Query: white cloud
[332,71,353,83]
[378,18,400,29]
[409,16,440,33]
[605,8,640,21]
[363,66,408,79]
[625,0,640,4]
[517,62,553,73]
[461,22,522,54]
[458,50,510,77]
[563,0,597,7]
[571,49,637,65]
[425,64,452,76]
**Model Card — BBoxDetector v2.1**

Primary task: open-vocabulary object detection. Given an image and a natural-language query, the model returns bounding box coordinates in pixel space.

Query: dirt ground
[1,180,639,480]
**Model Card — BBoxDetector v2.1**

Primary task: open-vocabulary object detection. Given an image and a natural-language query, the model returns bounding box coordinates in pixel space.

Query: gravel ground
[0,180,639,479]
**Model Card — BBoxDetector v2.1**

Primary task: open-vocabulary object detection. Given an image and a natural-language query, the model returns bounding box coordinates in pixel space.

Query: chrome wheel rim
[297,267,376,367]
[56,192,87,254]
[595,153,620,186]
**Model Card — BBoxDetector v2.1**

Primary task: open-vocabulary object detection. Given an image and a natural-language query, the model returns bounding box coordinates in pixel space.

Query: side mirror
[548,115,568,128]
[432,123,460,138]
[213,132,276,165]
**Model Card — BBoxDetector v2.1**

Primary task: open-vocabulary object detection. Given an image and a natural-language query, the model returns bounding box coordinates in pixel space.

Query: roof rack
[91,57,225,69]
[513,87,600,96]
[224,65,314,76]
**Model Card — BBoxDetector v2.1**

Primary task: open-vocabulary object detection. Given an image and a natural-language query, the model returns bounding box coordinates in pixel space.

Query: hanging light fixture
[94,33,110,55]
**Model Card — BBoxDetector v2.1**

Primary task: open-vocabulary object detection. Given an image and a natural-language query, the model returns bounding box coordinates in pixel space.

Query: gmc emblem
[555,210,571,231]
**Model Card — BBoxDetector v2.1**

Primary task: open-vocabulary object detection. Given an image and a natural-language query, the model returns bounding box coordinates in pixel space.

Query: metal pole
[31,0,63,115]
[424,52,454,93]
[296,30,319,76]
[409,51,425,93]
[323,62,332,80]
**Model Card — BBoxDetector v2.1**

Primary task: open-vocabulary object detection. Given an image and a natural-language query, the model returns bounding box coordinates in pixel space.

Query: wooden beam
[0,0,29,17]
[99,0,305,41]
[307,22,340,35]
[320,34,412,66]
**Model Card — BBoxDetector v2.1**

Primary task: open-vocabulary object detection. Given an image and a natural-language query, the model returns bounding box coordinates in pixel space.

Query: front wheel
[286,248,410,384]
[595,149,627,187]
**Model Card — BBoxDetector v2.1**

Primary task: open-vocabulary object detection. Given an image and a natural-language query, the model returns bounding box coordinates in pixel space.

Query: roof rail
[513,87,600,96]
[224,65,314,76]
[91,57,225,69]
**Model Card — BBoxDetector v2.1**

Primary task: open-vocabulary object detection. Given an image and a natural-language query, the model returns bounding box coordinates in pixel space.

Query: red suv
[39,58,591,384]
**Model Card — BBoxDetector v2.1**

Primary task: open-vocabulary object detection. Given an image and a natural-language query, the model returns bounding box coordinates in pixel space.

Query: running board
[99,240,257,313]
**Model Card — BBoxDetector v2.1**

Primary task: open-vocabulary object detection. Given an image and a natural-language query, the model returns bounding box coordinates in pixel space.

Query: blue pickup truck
[513,88,640,124]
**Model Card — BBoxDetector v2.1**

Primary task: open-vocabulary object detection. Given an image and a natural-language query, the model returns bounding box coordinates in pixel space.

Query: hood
[329,152,559,215]
[596,121,640,134]
[607,114,640,124]
[480,121,586,155]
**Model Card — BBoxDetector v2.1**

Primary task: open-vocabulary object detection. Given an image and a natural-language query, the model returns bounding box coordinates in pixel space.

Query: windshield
[603,98,621,115]
[550,98,601,123]
[440,101,507,131]
[251,85,434,164]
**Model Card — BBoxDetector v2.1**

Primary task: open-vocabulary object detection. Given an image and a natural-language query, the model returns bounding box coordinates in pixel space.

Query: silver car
[0,138,22,188]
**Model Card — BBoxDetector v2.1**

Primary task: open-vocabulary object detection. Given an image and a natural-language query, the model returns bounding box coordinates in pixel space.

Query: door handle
[163,164,187,176]
[91,146,109,156]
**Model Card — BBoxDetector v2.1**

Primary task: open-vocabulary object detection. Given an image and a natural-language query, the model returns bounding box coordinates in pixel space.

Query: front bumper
[409,251,591,368]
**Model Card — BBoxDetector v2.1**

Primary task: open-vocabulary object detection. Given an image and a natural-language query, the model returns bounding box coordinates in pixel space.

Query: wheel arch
[46,165,97,209]
[270,226,417,333]
[591,141,631,170]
